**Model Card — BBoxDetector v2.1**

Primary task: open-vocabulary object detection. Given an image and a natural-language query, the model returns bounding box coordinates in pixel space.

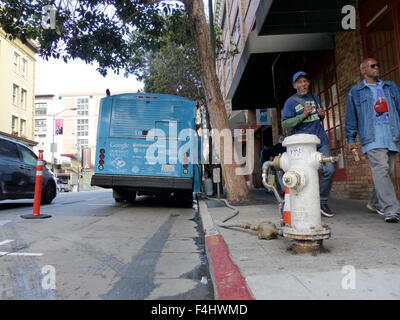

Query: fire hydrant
[263,134,337,253]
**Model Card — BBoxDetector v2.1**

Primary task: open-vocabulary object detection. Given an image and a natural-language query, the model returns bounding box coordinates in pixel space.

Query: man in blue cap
[281,71,336,217]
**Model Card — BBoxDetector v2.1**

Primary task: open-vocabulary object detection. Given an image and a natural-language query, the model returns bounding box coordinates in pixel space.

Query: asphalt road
[0,190,214,300]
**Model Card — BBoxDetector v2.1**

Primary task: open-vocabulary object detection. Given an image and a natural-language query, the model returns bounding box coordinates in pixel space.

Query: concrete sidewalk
[199,189,400,300]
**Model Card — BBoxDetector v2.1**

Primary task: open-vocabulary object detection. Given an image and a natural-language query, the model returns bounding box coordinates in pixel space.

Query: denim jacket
[345,80,400,145]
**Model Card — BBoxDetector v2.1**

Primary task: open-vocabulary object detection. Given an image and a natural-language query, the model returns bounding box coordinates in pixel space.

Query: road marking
[0,220,12,226]
[0,239,43,257]
[0,240,14,246]
[0,252,43,257]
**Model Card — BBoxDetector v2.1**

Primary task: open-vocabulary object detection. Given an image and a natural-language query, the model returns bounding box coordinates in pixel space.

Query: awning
[56,173,70,177]
[256,0,355,36]
[227,0,355,111]
[0,131,38,147]
[61,153,80,160]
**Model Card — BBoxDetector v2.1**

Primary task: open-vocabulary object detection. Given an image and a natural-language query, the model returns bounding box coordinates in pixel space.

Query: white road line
[0,220,12,226]
[8,252,43,256]
[0,240,14,246]
[0,252,43,257]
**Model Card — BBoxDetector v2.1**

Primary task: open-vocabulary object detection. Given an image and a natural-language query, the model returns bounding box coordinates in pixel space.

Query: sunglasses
[369,63,380,68]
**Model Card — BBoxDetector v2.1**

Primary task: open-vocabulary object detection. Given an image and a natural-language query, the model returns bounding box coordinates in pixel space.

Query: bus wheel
[113,188,126,203]
[127,192,136,203]
[175,190,193,208]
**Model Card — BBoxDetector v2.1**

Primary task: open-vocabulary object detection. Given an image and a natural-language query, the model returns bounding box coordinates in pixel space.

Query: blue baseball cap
[292,71,310,83]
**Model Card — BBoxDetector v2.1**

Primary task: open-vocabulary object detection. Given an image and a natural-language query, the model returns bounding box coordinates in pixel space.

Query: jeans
[318,144,335,204]
[366,149,400,214]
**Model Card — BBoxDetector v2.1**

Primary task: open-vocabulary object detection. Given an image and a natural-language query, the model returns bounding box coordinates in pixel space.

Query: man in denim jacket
[346,58,400,223]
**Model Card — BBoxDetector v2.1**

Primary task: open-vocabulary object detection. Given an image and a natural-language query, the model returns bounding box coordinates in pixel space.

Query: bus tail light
[98,149,105,170]
[183,152,189,174]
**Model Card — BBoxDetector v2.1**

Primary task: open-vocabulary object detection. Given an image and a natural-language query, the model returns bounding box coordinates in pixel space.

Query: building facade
[0,29,38,146]
[214,0,400,199]
[34,91,131,189]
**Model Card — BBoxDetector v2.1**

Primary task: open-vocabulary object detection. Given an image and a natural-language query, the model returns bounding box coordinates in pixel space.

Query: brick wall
[331,15,374,200]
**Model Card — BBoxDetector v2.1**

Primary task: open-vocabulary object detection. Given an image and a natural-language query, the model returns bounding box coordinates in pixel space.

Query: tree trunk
[183,0,253,204]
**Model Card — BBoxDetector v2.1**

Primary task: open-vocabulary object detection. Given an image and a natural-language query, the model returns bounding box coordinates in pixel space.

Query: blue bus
[91,93,201,204]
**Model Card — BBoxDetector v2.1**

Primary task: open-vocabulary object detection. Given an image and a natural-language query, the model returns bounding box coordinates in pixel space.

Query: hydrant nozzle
[322,156,339,163]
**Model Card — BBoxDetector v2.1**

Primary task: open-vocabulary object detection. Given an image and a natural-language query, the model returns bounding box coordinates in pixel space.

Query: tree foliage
[132,13,205,104]
[0,0,183,76]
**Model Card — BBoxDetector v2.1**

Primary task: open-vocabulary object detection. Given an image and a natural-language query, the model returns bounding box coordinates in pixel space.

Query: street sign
[50,143,57,153]
[81,147,91,169]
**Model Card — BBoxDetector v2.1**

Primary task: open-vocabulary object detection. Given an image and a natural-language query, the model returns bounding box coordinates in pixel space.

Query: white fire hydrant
[275,134,336,248]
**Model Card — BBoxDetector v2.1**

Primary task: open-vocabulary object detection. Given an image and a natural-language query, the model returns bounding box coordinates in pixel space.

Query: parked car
[57,178,73,192]
[0,136,57,204]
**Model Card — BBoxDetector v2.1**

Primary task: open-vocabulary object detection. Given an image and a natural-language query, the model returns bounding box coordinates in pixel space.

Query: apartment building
[34,92,105,164]
[214,0,400,199]
[0,29,38,146]
[34,91,131,189]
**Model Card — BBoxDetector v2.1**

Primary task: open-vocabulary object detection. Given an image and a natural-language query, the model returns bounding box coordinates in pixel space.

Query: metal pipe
[261,160,284,205]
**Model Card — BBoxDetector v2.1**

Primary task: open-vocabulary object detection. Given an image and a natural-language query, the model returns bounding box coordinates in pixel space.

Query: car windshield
[57,177,68,184]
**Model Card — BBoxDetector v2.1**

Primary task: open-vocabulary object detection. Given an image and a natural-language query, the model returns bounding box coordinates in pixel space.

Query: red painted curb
[205,234,254,300]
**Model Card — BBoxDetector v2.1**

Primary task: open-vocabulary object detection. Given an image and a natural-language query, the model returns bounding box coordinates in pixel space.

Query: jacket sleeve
[392,82,400,114]
[281,98,307,130]
[282,114,307,130]
[345,90,358,145]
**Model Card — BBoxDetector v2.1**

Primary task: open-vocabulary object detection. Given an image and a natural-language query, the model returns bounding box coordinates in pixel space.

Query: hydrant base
[283,226,331,241]
[289,240,328,254]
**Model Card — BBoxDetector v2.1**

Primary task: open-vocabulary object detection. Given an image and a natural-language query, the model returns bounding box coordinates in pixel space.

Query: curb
[198,200,254,300]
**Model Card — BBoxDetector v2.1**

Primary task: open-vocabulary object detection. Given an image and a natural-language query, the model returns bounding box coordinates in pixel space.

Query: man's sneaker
[366,203,384,216]
[384,213,400,223]
[321,204,335,217]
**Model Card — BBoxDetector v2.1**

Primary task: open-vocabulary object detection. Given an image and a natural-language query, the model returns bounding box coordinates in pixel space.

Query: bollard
[21,150,52,219]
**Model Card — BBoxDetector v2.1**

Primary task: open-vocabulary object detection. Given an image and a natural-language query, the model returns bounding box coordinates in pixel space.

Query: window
[35,134,46,140]
[35,119,47,132]
[13,52,20,73]
[20,119,26,136]
[77,119,89,136]
[20,89,27,109]
[11,116,18,135]
[17,145,37,167]
[13,84,19,105]
[312,55,346,180]
[21,58,28,78]
[232,9,241,46]
[35,103,47,115]
[77,98,89,116]
[0,139,20,160]
[77,139,89,148]
[365,10,400,84]
[245,0,252,18]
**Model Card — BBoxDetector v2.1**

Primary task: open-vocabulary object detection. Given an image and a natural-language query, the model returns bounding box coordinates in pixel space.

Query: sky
[35,57,143,95]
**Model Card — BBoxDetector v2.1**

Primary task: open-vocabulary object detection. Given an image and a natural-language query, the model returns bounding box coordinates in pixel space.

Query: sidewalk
[199,189,400,300]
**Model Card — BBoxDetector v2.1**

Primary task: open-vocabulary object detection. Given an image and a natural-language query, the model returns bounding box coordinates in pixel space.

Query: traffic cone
[21,150,52,219]
[282,187,291,226]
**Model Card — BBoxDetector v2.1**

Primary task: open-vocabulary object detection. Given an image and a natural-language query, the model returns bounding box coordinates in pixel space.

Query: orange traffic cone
[282,187,291,226]
[21,150,52,219]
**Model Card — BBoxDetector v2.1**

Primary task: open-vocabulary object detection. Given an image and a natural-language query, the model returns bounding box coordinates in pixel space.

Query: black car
[0,136,57,204]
